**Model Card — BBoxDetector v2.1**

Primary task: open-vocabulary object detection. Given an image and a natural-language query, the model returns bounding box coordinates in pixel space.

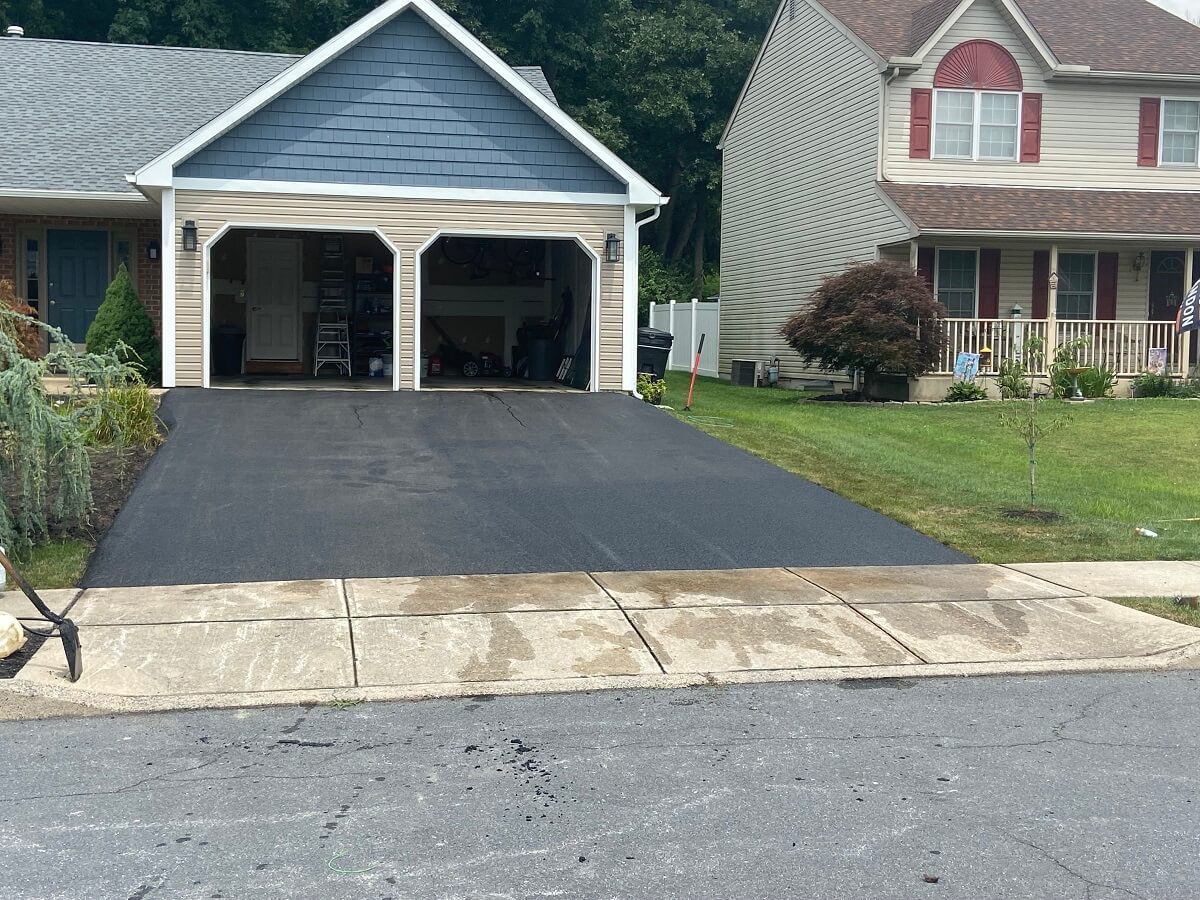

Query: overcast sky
[1153,0,1200,21]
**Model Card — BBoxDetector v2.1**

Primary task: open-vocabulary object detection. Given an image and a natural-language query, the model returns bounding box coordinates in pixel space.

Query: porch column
[1046,243,1059,361]
[909,240,919,271]
[1186,248,1196,376]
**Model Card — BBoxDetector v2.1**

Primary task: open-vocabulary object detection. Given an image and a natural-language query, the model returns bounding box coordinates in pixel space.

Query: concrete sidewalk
[3,561,1198,712]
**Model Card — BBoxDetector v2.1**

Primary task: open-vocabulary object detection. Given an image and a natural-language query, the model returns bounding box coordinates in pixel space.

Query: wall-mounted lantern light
[604,232,622,263]
[1010,304,1023,319]
[1048,271,1060,291]
[146,240,160,261]
[1132,250,1147,281]
[182,220,199,253]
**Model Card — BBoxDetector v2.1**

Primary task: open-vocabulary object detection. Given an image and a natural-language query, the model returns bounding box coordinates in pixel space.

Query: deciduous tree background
[0,0,775,297]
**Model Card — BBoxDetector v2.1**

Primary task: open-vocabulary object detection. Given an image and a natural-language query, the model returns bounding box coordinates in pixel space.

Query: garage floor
[82,390,968,587]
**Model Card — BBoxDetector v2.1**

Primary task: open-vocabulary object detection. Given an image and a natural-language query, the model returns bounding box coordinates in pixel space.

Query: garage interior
[419,236,593,390]
[208,228,395,388]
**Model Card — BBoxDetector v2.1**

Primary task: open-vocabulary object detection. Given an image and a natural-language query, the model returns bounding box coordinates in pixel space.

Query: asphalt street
[3,672,1197,898]
[83,389,966,586]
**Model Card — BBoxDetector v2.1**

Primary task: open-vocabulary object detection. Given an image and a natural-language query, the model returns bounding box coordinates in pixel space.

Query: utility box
[730,359,761,387]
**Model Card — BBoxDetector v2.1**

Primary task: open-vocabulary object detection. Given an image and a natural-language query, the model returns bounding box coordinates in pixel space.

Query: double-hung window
[1056,253,1096,320]
[934,90,1019,161]
[1161,99,1200,165]
[935,249,978,318]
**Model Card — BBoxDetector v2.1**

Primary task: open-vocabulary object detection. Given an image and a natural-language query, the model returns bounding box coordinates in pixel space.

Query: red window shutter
[916,246,935,292]
[1097,252,1119,319]
[910,89,932,159]
[1032,250,1049,318]
[1138,97,1160,167]
[979,249,1001,318]
[1019,93,1042,163]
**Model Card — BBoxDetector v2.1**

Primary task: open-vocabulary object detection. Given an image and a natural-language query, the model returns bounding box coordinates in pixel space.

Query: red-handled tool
[684,333,705,411]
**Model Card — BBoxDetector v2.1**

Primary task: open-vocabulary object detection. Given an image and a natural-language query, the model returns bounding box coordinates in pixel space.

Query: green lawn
[665,373,1200,563]
[1113,598,1200,628]
[16,539,91,591]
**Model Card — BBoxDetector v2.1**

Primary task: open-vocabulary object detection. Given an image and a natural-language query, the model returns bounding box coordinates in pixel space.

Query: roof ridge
[0,36,301,59]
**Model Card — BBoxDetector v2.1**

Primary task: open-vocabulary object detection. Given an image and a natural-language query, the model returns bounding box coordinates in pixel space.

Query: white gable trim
[720,0,884,150]
[172,178,629,206]
[893,0,1061,72]
[132,0,663,206]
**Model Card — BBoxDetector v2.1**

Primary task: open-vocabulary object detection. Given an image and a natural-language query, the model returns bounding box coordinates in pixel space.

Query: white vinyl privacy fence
[648,299,720,377]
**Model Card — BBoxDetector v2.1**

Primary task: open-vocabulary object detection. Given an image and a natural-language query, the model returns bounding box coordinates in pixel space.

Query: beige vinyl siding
[720,0,909,382]
[896,237,1181,320]
[172,190,625,389]
[886,0,1200,189]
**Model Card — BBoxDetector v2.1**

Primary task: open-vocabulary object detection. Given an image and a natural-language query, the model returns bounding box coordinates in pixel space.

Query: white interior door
[247,237,303,360]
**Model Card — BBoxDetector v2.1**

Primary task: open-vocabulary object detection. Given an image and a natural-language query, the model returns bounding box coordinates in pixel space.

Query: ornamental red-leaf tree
[779,261,947,398]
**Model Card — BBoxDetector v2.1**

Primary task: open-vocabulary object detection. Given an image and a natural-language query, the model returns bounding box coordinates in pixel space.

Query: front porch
[881,236,1196,395]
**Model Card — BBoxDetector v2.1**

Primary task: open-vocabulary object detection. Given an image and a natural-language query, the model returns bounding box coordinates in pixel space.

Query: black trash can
[637,326,674,378]
[526,337,554,381]
[212,324,246,377]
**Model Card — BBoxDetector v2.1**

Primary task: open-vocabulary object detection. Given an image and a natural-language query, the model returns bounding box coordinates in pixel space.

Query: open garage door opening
[418,235,595,391]
[207,228,397,389]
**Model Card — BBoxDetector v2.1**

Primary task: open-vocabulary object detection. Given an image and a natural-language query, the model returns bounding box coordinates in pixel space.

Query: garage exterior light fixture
[604,232,622,263]
[182,220,199,252]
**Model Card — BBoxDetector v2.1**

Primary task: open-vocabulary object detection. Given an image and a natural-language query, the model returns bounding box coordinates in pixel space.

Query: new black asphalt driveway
[84,390,967,587]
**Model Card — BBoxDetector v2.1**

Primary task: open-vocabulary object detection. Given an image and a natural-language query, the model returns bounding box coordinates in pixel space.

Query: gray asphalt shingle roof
[0,38,298,193]
[0,35,560,194]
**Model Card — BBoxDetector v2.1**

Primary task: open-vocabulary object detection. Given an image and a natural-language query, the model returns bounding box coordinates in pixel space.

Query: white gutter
[0,187,150,203]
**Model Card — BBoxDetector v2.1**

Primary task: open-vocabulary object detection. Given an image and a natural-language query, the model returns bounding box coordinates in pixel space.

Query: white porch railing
[935,318,1187,377]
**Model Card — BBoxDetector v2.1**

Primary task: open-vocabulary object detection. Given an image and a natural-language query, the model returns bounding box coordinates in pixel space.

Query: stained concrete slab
[1005,562,1200,598]
[0,589,79,621]
[593,568,837,609]
[17,620,354,696]
[628,605,919,674]
[855,597,1200,664]
[794,564,1078,604]
[346,572,614,618]
[69,580,344,625]
[352,610,659,686]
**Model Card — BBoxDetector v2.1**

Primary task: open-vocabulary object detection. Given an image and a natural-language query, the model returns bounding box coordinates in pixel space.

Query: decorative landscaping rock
[0,612,27,659]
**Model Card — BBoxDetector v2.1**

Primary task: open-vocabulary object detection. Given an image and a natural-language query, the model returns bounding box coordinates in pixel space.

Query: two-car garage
[136,1,665,394]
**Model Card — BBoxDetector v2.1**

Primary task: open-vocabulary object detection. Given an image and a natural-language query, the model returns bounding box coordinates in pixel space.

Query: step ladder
[314,234,352,376]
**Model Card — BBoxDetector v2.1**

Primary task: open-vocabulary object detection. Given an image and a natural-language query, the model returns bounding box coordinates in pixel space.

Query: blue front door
[47,229,108,342]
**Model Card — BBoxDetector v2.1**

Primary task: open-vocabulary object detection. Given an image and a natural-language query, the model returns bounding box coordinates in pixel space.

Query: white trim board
[172,178,630,207]
[132,0,664,207]
[413,229,602,393]
[199,222,403,390]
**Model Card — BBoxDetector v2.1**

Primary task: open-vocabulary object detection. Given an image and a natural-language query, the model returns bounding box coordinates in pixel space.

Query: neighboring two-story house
[720,0,1200,397]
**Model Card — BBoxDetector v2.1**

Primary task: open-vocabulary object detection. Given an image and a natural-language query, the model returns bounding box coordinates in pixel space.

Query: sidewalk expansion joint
[339,580,360,688]
[586,573,667,674]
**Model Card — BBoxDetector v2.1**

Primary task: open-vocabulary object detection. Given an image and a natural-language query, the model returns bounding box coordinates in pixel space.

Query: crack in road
[995,827,1150,900]
[350,405,367,430]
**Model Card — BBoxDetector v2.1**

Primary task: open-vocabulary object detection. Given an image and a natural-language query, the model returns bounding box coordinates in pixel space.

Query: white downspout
[878,66,901,183]
[630,204,665,399]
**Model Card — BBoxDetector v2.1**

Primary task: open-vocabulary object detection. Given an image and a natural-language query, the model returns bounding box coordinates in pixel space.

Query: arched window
[931,41,1024,161]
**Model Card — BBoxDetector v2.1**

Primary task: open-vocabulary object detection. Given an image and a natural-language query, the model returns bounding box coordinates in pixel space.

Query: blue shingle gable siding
[177,11,624,194]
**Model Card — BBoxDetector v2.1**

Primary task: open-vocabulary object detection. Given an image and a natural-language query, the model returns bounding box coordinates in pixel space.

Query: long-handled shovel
[683,333,706,412]
[0,549,82,683]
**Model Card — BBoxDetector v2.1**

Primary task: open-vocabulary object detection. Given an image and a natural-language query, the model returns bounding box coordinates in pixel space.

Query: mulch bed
[74,444,158,541]
[3,441,159,544]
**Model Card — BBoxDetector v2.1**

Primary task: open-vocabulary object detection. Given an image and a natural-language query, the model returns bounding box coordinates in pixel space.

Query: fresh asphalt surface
[84,389,967,587]
[3,673,1198,898]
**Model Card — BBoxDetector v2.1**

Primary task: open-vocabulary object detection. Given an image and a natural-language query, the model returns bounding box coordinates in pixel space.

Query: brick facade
[0,213,163,332]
